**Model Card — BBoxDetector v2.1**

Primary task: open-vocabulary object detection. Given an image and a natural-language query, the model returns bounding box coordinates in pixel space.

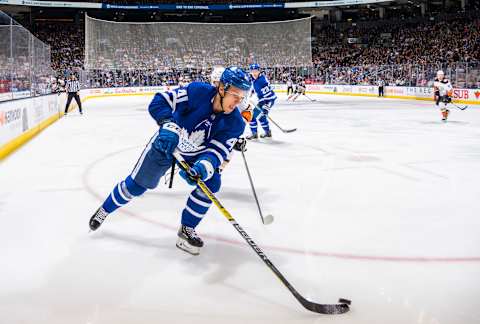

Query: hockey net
[84,15,312,70]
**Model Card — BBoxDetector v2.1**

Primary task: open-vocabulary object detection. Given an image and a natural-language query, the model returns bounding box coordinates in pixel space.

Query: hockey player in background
[287,77,306,101]
[433,70,453,122]
[89,67,252,256]
[247,63,277,139]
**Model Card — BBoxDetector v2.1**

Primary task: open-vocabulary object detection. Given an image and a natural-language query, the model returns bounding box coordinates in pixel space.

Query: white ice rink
[1,93,480,324]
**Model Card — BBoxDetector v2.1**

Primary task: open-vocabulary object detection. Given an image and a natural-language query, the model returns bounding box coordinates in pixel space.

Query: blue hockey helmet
[249,63,260,71]
[220,66,251,91]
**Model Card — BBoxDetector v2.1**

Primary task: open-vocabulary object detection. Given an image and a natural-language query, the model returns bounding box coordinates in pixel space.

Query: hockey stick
[451,102,468,110]
[173,151,350,315]
[304,94,317,102]
[240,149,274,225]
[168,159,176,188]
[267,116,297,133]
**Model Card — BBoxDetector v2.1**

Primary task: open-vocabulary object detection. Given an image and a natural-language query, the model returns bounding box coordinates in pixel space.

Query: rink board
[0,94,60,160]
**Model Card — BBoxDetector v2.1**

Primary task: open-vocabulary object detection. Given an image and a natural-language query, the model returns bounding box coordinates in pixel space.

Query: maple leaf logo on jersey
[178,128,206,152]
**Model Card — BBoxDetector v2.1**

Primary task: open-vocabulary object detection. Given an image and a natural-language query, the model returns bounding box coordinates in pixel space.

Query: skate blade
[176,238,200,256]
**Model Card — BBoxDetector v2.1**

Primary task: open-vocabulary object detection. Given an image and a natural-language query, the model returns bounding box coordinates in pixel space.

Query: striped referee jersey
[66,80,80,93]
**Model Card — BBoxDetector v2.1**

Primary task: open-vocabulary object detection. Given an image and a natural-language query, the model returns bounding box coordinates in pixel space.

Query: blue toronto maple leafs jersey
[252,74,277,103]
[148,82,245,169]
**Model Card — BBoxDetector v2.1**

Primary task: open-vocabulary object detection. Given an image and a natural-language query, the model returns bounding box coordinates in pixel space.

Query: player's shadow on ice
[252,139,292,146]
[144,187,276,205]
[420,120,469,125]
[219,187,276,203]
[91,230,288,278]
[92,229,293,311]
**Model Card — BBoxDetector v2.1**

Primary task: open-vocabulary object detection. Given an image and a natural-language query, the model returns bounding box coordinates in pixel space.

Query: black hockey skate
[260,130,272,138]
[246,133,258,140]
[89,207,109,231]
[176,225,204,255]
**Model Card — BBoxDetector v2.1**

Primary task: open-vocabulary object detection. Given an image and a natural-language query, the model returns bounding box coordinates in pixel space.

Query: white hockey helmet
[210,66,225,83]
[436,70,445,78]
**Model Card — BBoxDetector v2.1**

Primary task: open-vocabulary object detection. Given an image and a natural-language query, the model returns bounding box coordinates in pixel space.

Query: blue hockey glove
[153,121,180,156]
[252,103,271,120]
[180,159,215,186]
[260,102,272,115]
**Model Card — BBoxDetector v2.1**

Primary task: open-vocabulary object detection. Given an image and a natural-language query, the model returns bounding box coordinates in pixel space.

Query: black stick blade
[299,296,351,315]
[284,128,297,133]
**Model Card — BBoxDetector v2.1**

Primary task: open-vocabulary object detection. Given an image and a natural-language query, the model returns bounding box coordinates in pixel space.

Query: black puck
[338,298,352,305]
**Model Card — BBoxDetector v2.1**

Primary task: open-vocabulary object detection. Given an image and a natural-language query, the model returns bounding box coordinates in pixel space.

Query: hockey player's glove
[241,108,253,123]
[233,138,247,152]
[440,96,452,104]
[260,101,273,114]
[153,121,180,156]
[180,159,214,186]
[261,108,270,115]
[252,105,270,120]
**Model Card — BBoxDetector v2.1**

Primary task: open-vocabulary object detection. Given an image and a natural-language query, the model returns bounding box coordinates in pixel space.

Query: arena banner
[0,94,60,159]
[285,0,393,8]
[270,84,287,91]
[81,86,170,99]
[12,91,31,100]
[385,86,478,102]
[0,91,31,102]
[0,93,13,102]
[299,84,378,96]
[0,0,100,8]
[0,0,391,10]
[83,85,480,105]
[268,84,480,104]
[102,3,284,10]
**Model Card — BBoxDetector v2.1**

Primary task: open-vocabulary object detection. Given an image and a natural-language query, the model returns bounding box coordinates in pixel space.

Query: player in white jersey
[433,70,453,122]
[287,77,306,101]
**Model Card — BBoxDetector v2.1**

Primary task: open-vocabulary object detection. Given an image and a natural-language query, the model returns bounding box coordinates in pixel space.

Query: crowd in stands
[312,12,479,66]
[6,9,478,91]
[34,23,85,74]
[309,10,480,87]
[0,29,54,95]
[84,16,310,70]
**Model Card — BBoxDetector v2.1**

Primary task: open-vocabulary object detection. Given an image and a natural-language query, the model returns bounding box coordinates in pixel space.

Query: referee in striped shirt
[64,74,83,116]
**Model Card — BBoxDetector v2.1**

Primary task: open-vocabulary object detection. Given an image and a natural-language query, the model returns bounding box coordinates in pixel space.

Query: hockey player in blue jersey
[247,63,277,139]
[89,66,252,255]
